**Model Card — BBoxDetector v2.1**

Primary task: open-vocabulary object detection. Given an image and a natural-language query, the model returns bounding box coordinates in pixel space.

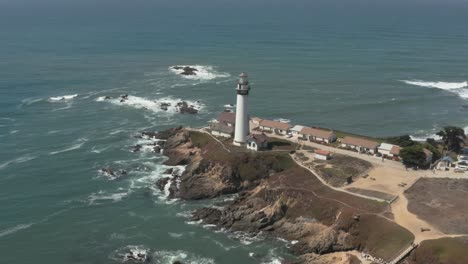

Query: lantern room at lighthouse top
[236,72,250,95]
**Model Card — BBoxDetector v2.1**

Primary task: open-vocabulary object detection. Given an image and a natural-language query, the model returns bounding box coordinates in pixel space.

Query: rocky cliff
[153,128,414,264]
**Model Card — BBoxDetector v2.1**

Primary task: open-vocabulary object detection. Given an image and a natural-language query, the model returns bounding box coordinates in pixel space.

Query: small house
[341,136,379,154]
[246,134,269,151]
[315,149,331,160]
[300,127,337,143]
[378,143,401,157]
[259,119,291,135]
[438,156,454,170]
[210,123,234,138]
[217,112,236,127]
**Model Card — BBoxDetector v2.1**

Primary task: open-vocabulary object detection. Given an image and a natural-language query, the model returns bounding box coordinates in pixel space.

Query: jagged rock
[173,66,198,76]
[163,168,174,175]
[155,177,170,191]
[191,208,222,224]
[132,144,142,153]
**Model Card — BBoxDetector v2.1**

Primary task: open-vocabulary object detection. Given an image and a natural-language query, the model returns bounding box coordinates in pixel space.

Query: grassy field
[408,237,468,264]
[187,130,412,260]
[313,153,373,187]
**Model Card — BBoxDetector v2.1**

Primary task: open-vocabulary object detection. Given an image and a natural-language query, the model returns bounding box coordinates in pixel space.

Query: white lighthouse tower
[233,72,251,146]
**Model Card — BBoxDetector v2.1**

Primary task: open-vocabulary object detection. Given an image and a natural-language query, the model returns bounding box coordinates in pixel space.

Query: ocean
[1,1,468,263]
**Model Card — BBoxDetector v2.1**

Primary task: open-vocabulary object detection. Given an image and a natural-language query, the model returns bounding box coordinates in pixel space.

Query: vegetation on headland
[168,129,414,262]
[436,126,466,153]
[407,237,468,264]
[382,126,466,168]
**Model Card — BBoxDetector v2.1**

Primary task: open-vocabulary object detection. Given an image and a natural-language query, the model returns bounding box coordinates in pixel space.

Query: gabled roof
[210,123,234,134]
[217,112,236,125]
[247,134,269,145]
[378,143,395,151]
[315,149,330,156]
[441,156,454,162]
[259,119,291,131]
[300,127,334,139]
[342,136,379,149]
[390,145,401,155]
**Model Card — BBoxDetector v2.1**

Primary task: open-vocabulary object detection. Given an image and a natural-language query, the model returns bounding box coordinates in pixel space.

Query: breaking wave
[87,190,130,205]
[169,65,230,81]
[0,154,37,171]
[152,249,215,264]
[96,95,204,114]
[402,80,468,99]
[0,223,33,238]
[410,126,468,141]
[49,138,88,155]
[49,94,78,102]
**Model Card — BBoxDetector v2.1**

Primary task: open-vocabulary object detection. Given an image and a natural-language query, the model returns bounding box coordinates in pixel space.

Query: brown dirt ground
[405,178,468,234]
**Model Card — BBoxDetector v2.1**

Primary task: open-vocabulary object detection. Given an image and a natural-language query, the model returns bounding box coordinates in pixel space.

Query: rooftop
[315,149,331,156]
[217,112,236,125]
[210,123,234,134]
[259,119,291,131]
[342,136,380,149]
[300,126,334,139]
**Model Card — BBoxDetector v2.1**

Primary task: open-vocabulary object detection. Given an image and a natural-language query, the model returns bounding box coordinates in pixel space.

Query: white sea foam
[20,97,43,106]
[49,94,78,102]
[410,126,468,141]
[152,249,215,264]
[168,232,184,239]
[0,223,33,238]
[402,80,467,90]
[170,65,230,81]
[98,95,204,114]
[87,190,129,205]
[402,80,468,99]
[49,138,88,155]
[224,104,235,108]
[0,154,37,171]
[109,245,150,263]
[260,249,284,264]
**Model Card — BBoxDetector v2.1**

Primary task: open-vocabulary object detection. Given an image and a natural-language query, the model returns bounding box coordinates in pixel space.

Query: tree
[400,145,428,169]
[436,126,466,153]
[422,143,441,162]
[384,135,416,147]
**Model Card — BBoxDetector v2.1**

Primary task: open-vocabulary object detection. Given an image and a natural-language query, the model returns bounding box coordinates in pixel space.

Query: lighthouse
[233,72,251,146]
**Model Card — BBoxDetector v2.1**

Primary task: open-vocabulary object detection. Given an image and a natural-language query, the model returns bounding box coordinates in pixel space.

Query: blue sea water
[1,1,468,263]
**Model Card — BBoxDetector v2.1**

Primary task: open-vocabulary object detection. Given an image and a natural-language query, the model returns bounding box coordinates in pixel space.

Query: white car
[455,164,467,171]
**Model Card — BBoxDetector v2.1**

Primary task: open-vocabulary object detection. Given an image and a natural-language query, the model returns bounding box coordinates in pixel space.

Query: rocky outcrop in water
[173,66,198,76]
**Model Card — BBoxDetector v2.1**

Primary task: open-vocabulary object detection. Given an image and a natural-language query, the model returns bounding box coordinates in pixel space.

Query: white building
[259,119,291,135]
[378,143,401,157]
[210,123,234,138]
[300,126,336,143]
[233,73,250,146]
[246,134,269,151]
[315,149,331,160]
[341,136,380,154]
